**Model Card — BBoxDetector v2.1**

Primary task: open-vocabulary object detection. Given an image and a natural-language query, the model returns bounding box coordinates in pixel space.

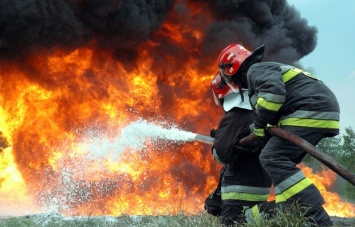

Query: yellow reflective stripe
[276,171,305,192]
[282,67,319,83]
[278,118,339,129]
[222,192,269,202]
[282,68,303,83]
[222,185,271,194]
[254,128,265,137]
[275,194,287,203]
[257,97,283,111]
[275,178,313,203]
[222,185,271,203]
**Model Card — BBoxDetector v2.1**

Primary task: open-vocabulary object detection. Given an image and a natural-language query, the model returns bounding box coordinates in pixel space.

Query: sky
[287,0,355,134]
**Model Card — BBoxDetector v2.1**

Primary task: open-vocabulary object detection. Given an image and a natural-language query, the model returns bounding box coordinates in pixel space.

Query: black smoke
[0,0,317,64]
[198,0,318,65]
[0,0,174,58]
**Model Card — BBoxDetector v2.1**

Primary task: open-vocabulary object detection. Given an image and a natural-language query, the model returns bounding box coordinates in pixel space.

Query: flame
[300,164,355,217]
[0,1,353,219]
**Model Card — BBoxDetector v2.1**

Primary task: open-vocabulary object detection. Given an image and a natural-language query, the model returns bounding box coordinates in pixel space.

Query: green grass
[0,213,220,227]
[0,209,354,227]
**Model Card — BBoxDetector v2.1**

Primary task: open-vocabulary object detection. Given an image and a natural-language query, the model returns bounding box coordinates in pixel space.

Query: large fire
[0,0,354,219]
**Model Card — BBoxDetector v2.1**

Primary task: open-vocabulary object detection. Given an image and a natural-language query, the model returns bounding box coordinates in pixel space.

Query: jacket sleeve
[247,63,286,129]
[212,109,254,164]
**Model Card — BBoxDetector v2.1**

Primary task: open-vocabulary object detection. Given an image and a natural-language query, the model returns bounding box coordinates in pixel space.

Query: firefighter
[204,72,273,226]
[216,44,340,226]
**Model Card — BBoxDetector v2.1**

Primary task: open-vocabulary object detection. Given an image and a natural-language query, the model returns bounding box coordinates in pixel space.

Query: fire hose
[193,127,355,186]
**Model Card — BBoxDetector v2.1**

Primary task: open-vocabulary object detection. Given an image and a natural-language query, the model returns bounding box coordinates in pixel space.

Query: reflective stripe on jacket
[247,62,340,135]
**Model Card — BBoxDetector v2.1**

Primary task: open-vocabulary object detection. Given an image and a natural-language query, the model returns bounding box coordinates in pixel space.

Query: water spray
[79,119,214,159]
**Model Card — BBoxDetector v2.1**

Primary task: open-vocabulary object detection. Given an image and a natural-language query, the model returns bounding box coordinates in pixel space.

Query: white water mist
[80,119,196,158]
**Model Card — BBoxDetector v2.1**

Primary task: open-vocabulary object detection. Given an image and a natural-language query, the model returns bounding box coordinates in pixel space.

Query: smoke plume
[0,0,174,58]
[0,0,317,64]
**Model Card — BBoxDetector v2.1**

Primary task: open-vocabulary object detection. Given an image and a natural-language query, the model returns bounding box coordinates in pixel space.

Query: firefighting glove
[252,125,273,150]
[247,137,269,152]
[253,120,277,134]
[253,127,266,137]
[210,129,217,138]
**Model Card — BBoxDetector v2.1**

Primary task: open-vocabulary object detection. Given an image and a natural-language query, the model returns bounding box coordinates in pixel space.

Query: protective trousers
[259,126,333,226]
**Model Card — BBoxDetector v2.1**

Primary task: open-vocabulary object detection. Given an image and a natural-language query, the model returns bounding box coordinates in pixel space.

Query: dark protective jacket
[246,62,338,226]
[212,107,272,206]
[247,62,340,136]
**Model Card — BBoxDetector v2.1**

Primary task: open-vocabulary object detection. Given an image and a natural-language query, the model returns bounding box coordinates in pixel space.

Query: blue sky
[287,0,355,134]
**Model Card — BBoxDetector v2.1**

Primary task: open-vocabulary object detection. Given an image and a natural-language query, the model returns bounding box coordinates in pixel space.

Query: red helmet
[217,44,251,77]
[211,72,239,106]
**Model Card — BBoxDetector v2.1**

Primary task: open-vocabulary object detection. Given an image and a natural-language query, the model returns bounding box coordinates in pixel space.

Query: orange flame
[300,164,355,217]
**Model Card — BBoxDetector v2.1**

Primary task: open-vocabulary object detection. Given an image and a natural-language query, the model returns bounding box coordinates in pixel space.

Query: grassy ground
[0,210,354,227]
